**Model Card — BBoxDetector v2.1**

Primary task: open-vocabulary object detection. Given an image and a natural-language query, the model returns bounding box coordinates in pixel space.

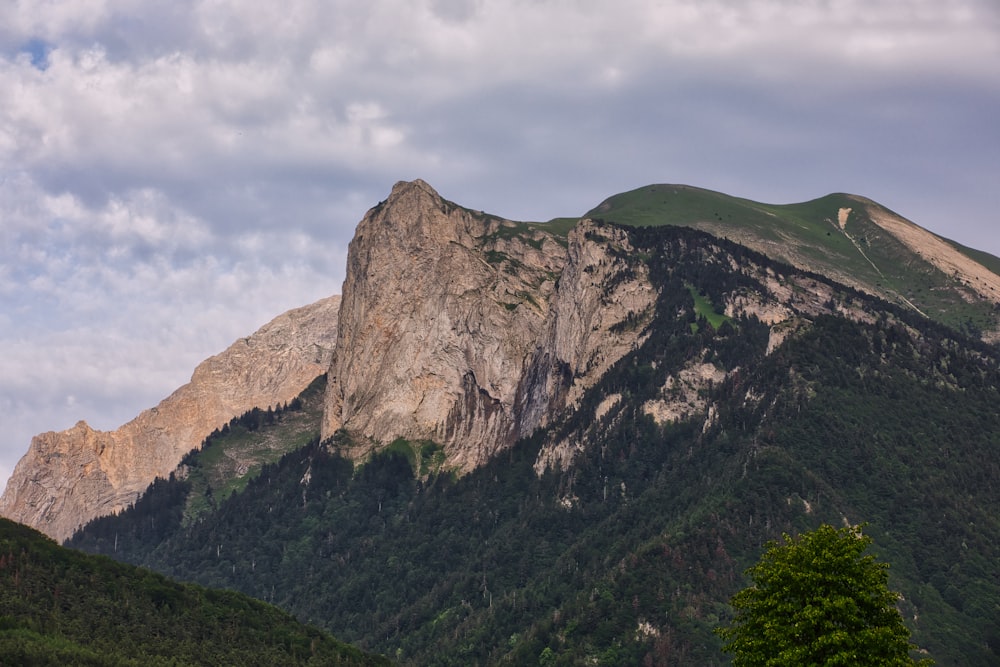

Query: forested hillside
[0,518,390,666]
[70,225,1000,666]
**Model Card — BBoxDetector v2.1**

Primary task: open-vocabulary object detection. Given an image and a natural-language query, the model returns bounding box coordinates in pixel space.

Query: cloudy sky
[1,0,998,490]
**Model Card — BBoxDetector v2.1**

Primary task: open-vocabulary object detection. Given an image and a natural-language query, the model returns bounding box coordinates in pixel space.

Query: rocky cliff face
[321,180,659,472]
[321,180,562,469]
[0,296,340,542]
[5,177,663,540]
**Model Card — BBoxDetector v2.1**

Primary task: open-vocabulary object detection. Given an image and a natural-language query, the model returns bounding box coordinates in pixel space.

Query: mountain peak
[390,178,438,197]
[322,181,575,469]
[382,179,448,218]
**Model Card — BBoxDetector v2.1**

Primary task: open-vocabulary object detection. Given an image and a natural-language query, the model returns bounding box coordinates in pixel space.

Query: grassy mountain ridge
[70,223,1000,665]
[587,184,1000,336]
[0,517,390,666]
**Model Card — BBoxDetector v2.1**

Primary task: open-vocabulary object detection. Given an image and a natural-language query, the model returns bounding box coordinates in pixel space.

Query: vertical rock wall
[321,181,656,472]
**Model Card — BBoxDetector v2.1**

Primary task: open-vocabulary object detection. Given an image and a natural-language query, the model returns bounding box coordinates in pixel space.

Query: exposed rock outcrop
[0,295,340,542]
[321,180,566,470]
[321,181,658,472]
[530,220,656,408]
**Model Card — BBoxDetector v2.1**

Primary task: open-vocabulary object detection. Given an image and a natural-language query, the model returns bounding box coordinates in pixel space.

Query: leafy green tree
[717,524,930,666]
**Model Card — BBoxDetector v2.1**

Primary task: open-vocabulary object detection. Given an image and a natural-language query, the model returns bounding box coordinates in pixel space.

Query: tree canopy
[0,518,389,666]
[717,524,929,666]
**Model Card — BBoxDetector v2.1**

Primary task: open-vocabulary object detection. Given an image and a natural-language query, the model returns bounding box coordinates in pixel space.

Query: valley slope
[0,516,390,665]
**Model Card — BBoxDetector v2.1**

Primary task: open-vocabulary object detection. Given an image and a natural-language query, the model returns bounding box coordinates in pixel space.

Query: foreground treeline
[0,518,390,666]
[71,226,1000,665]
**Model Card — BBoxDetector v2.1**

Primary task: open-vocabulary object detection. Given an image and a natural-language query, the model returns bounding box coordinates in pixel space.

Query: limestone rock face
[523,220,659,473]
[321,180,567,470]
[3,179,660,540]
[523,220,656,419]
[321,181,657,473]
[0,295,340,542]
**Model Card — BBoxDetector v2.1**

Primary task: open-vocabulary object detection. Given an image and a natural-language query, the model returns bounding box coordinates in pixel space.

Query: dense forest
[70,225,1000,665]
[0,517,390,666]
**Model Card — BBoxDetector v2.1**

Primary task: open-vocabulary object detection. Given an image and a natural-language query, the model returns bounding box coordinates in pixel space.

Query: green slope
[587,184,1000,335]
[180,374,328,523]
[0,518,390,666]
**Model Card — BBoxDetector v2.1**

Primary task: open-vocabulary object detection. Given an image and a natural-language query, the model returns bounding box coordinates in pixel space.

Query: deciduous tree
[717,524,930,666]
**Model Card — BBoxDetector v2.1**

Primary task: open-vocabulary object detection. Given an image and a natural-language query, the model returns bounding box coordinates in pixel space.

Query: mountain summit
[590,184,1000,339]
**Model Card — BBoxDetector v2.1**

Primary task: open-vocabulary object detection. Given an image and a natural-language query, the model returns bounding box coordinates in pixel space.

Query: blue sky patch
[20,38,52,70]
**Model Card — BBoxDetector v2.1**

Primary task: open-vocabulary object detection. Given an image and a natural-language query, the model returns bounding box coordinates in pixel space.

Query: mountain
[60,181,1000,665]
[5,180,1000,663]
[0,516,390,665]
[8,180,1000,543]
[0,295,340,542]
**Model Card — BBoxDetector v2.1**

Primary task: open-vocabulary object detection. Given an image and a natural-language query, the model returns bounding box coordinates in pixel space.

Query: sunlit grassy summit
[586,184,1000,336]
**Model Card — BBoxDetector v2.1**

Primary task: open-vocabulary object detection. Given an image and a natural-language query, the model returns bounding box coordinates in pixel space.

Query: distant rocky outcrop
[0,296,340,542]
